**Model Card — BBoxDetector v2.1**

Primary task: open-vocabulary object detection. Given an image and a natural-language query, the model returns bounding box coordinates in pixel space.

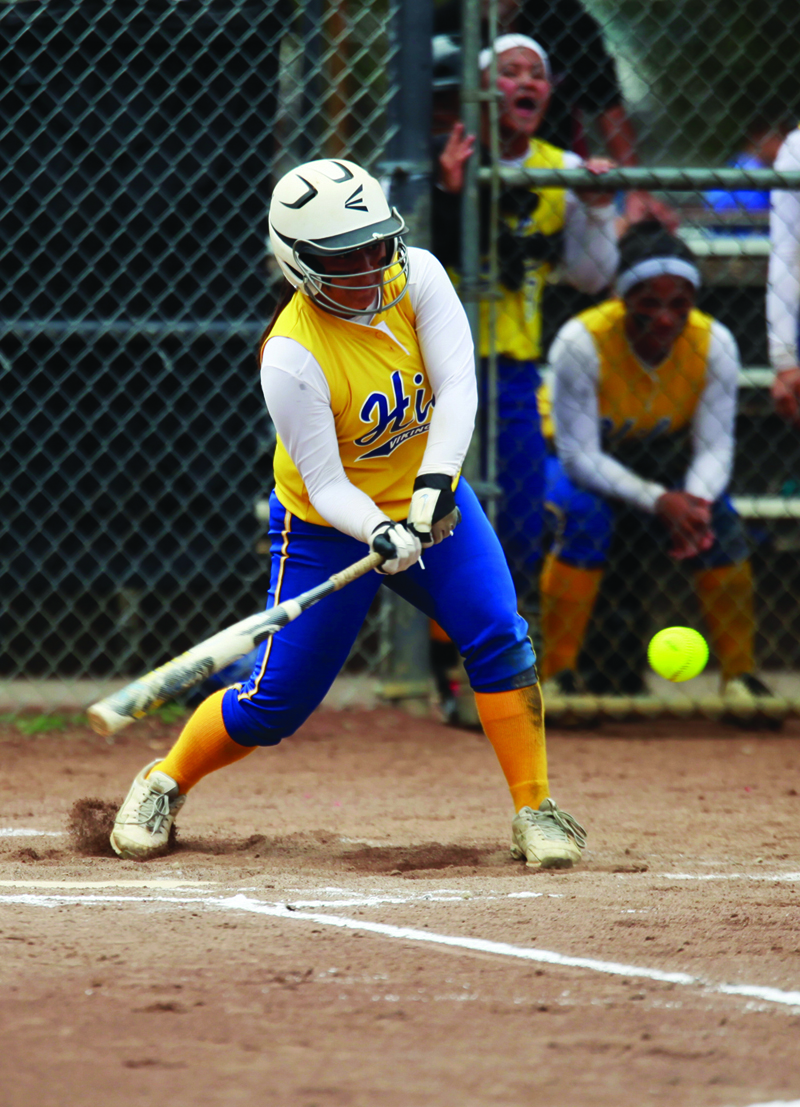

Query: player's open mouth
[514,95,539,116]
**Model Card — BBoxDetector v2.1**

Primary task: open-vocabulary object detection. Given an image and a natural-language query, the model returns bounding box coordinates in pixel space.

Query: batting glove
[407,474,461,546]
[370,521,423,574]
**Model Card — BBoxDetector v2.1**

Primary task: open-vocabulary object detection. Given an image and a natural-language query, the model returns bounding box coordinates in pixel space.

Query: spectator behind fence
[432,33,618,618]
[767,125,800,425]
[434,0,677,230]
[540,220,781,726]
[705,116,791,223]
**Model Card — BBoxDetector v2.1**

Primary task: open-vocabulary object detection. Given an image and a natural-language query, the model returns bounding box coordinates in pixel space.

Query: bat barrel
[85,549,385,737]
[87,701,135,738]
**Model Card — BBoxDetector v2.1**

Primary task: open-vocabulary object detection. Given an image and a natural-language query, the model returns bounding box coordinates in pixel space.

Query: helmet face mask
[268,159,409,317]
[293,238,409,317]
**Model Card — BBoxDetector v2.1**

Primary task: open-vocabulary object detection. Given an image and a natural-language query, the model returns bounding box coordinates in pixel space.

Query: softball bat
[87,549,385,737]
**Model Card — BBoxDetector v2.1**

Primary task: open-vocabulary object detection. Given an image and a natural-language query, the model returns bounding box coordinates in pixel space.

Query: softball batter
[110,158,586,869]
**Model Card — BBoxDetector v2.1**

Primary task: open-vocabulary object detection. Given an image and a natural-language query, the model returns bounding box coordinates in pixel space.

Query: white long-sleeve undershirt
[560,151,619,294]
[550,315,740,512]
[499,149,619,294]
[260,247,477,543]
[768,128,800,372]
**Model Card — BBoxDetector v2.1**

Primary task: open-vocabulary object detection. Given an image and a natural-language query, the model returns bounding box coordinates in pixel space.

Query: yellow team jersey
[577,299,713,441]
[265,266,434,526]
[479,137,568,362]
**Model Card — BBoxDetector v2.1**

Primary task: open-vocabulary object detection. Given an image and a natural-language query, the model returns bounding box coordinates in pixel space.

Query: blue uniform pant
[222,479,535,747]
[483,357,547,593]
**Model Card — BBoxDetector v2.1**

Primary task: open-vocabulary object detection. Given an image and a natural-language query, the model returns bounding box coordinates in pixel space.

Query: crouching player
[109,158,586,868]
[539,220,781,725]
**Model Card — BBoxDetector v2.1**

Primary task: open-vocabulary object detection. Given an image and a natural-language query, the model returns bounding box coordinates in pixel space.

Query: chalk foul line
[1,889,799,1012]
[218,894,800,1010]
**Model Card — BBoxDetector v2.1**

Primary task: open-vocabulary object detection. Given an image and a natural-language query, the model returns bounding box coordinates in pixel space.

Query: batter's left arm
[405,248,478,545]
[407,248,477,479]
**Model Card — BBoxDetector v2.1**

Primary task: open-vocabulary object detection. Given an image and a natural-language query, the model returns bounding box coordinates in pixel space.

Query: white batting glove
[370,521,423,574]
[407,474,461,546]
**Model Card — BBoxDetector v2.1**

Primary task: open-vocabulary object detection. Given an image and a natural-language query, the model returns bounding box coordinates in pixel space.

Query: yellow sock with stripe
[539,553,604,680]
[694,560,755,682]
[474,684,549,812]
[149,689,255,793]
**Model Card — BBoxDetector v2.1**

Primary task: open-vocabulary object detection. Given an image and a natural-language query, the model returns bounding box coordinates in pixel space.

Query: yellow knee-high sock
[539,553,603,680]
[694,560,755,682]
[150,689,255,793]
[474,684,548,812]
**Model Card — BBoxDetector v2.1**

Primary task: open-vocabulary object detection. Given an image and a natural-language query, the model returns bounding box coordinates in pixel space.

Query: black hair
[258,277,295,359]
[617,219,696,277]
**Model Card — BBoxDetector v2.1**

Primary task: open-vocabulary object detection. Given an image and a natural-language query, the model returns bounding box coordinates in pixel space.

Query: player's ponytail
[257,278,296,367]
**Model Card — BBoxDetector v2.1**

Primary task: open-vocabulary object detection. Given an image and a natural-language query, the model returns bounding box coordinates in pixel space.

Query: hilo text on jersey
[355,370,434,461]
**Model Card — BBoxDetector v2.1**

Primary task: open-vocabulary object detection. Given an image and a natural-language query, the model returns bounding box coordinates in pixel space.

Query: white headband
[479,34,551,80]
[616,257,701,297]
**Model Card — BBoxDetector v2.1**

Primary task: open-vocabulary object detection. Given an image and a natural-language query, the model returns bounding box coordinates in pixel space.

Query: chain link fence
[4,0,800,721]
[452,0,800,721]
[1,0,405,705]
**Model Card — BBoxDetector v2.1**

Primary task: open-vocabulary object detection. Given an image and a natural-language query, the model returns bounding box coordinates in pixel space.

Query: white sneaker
[722,672,784,731]
[110,760,186,860]
[511,798,586,870]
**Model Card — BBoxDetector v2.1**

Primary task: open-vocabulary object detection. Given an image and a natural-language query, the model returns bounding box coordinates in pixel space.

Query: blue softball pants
[221,479,535,747]
[483,357,548,587]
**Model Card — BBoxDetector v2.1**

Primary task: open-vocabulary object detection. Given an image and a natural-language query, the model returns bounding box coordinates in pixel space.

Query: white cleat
[110,759,186,860]
[721,672,784,731]
[511,798,586,870]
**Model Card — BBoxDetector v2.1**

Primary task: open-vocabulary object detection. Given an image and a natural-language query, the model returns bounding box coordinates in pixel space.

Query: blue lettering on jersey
[358,422,430,460]
[642,416,673,441]
[600,416,635,443]
[414,370,434,423]
[355,370,434,460]
[601,415,676,444]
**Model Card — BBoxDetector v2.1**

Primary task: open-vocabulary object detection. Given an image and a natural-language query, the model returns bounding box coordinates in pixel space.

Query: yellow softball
[647,627,709,682]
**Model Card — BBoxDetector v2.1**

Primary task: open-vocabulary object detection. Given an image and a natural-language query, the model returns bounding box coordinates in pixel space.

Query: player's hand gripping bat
[87,549,385,737]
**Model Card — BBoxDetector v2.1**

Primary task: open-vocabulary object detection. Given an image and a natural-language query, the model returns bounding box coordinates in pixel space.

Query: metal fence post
[378,0,435,710]
[459,0,482,487]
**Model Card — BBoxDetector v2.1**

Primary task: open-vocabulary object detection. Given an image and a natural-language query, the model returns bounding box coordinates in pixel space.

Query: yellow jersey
[479,137,568,362]
[577,298,714,484]
[577,299,713,438]
[265,267,434,526]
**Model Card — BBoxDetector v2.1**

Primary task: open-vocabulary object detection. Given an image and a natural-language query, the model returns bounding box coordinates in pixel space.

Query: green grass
[153,702,189,724]
[0,712,87,734]
[0,702,188,734]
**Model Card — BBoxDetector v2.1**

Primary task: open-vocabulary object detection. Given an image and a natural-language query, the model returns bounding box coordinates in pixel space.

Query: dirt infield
[1,706,799,1107]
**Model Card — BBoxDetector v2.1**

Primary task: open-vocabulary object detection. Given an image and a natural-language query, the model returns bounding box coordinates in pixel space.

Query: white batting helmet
[268,159,409,316]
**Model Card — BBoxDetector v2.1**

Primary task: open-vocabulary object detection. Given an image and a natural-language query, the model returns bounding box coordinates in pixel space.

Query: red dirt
[1,707,799,1106]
